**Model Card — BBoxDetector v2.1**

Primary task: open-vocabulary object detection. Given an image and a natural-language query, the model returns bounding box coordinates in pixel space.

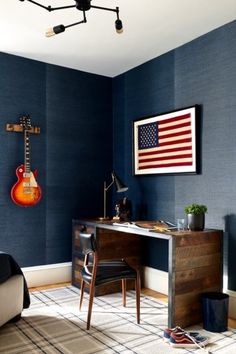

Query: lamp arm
[103,177,115,219]
[103,181,106,219]
[105,179,114,192]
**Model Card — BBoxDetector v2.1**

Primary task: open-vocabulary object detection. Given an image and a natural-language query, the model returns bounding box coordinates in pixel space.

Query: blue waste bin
[202,292,229,332]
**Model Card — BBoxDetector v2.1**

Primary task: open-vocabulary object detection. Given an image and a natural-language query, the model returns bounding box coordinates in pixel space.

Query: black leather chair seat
[81,260,137,286]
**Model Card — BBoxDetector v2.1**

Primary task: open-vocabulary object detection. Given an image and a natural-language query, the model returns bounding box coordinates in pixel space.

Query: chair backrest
[79,233,97,255]
[80,232,98,274]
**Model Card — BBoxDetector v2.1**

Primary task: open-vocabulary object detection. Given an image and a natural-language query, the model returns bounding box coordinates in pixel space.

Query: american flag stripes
[133,107,197,175]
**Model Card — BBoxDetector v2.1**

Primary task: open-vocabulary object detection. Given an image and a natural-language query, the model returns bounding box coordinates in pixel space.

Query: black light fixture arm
[65,12,87,30]
[20,0,119,14]
[91,5,118,14]
[19,0,76,12]
[45,10,87,37]
[91,5,121,23]
[19,0,123,35]
[47,5,76,11]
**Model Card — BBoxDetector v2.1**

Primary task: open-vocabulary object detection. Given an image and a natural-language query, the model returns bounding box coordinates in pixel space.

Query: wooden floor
[29,283,236,329]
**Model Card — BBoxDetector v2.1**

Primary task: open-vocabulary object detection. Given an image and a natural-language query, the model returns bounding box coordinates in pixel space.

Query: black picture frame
[133,106,198,175]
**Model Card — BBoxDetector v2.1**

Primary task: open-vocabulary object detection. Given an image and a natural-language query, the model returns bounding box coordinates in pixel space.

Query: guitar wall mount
[6,122,40,134]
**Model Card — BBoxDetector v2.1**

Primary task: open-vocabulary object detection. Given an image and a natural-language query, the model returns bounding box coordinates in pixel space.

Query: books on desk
[112,220,177,232]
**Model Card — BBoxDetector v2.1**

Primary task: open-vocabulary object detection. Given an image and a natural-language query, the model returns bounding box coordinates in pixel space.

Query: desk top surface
[73,219,222,241]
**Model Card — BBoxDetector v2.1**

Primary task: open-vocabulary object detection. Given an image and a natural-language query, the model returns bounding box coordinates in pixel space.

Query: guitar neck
[24,130,31,174]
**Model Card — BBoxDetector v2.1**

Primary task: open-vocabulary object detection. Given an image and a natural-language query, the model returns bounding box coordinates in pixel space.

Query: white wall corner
[22,262,72,288]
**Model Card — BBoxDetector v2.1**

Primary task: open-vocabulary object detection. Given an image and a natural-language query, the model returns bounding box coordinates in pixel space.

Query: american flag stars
[138,122,159,149]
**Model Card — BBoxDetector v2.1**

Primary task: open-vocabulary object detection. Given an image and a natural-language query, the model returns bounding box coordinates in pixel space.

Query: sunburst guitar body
[11,115,42,207]
[11,165,42,207]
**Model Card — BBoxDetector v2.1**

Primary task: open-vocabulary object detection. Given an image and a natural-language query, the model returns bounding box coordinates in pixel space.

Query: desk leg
[168,236,175,328]
[169,231,222,328]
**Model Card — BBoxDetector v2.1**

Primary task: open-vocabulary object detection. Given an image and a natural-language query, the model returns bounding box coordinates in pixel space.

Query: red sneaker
[170,332,209,348]
[163,326,199,342]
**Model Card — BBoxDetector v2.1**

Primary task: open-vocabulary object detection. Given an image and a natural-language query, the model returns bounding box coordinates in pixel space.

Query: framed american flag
[133,106,198,175]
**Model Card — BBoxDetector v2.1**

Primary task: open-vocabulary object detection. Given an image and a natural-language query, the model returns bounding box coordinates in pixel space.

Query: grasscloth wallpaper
[0,20,236,290]
[0,53,112,266]
[113,20,236,290]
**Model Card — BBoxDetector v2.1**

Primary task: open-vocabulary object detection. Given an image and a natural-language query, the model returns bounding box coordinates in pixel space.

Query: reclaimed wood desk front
[72,219,223,328]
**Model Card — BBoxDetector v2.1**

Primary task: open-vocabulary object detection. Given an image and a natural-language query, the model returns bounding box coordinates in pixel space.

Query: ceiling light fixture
[19,0,123,37]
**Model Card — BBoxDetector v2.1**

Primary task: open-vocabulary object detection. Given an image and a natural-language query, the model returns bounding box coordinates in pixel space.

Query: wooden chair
[79,232,141,330]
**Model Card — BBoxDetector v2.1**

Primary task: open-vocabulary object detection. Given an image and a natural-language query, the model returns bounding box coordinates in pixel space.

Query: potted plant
[184,203,208,231]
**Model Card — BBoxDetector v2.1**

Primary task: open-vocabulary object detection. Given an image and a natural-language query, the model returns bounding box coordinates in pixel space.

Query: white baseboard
[21,262,236,320]
[22,262,72,288]
[22,263,168,293]
[143,266,236,319]
[143,266,168,295]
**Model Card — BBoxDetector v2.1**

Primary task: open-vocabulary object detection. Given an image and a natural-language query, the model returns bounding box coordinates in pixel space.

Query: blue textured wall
[0,53,47,266]
[1,20,236,290]
[0,52,112,266]
[113,20,236,289]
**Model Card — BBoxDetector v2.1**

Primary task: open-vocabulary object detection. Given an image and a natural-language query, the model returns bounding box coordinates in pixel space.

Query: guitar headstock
[20,115,32,131]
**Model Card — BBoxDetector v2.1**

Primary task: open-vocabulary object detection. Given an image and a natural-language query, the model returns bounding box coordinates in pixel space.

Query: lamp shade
[112,172,128,193]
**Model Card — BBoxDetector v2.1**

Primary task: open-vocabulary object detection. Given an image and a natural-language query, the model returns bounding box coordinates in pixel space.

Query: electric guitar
[11,115,42,207]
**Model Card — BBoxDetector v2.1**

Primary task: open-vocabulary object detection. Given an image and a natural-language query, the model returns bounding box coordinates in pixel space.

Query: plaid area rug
[0,286,236,354]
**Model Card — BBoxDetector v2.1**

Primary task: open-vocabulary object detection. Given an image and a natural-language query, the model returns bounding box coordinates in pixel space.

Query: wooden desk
[72,219,223,328]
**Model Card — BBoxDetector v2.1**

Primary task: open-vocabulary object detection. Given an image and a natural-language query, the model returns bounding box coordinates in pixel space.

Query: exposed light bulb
[115,19,123,34]
[45,25,65,37]
[45,28,56,37]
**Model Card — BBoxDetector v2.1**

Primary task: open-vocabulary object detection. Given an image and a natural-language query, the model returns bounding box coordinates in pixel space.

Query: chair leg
[122,279,126,307]
[136,273,141,324]
[79,279,85,310]
[87,283,95,330]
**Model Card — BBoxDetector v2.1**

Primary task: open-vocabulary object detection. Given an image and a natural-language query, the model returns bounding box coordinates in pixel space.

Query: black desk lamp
[100,171,128,220]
